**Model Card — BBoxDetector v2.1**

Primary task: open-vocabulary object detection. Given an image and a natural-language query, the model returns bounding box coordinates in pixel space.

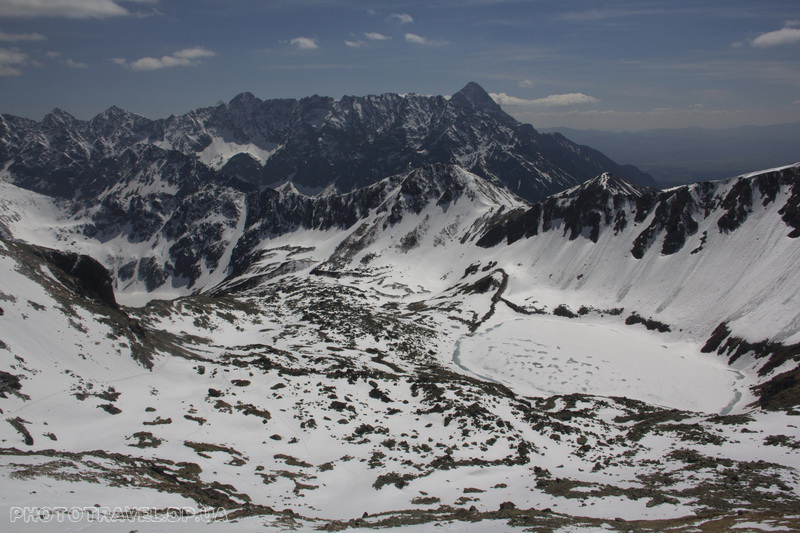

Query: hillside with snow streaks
[477,164,800,344]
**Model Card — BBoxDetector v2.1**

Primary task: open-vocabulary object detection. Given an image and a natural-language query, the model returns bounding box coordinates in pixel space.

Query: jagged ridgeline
[0,82,653,203]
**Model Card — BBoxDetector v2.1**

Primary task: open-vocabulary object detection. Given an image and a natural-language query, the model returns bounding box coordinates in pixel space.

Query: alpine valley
[0,83,799,532]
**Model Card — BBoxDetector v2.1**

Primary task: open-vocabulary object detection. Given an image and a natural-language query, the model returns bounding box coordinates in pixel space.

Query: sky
[0,0,799,131]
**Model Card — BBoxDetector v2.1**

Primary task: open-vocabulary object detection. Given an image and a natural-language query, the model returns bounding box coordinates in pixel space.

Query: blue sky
[0,0,799,130]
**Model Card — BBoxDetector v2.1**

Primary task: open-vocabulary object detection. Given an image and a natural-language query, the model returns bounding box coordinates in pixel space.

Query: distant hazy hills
[544,123,800,187]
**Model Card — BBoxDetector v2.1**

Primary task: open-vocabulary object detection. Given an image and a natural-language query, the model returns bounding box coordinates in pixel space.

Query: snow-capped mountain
[1,84,799,531]
[0,82,654,203]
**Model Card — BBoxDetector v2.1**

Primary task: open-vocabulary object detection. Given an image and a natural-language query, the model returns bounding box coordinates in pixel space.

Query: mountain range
[0,84,799,532]
[0,82,654,201]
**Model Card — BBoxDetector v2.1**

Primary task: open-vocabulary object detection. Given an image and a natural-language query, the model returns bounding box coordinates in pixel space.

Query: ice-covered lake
[453,314,750,414]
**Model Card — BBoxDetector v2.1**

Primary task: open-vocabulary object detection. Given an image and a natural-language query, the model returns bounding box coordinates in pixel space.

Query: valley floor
[2,240,800,532]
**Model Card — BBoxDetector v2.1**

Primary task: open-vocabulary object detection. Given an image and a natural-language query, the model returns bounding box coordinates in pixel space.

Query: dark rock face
[35,248,119,309]
[0,371,22,398]
[717,178,754,233]
[702,323,800,410]
[477,174,657,248]
[631,187,700,258]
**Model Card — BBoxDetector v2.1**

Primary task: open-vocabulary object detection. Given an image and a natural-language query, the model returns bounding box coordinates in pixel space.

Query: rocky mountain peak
[42,108,78,129]
[449,82,509,121]
[579,172,651,197]
[100,105,128,117]
[228,91,261,108]
[90,105,145,128]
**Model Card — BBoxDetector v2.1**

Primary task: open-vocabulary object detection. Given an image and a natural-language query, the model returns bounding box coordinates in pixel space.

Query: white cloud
[64,57,88,68]
[0,46,27,75]
[290,37,319,50]
[121,46,216,70]
[0,0,140,18]
[405,33,428,44]
[490,92,600,107]
[388,13,413,24]
[364,32,390,41]
[0,29,45,41]
[750,26,800,48]
[404,33,446,46]
[344,40,363,48]
[172,47,216,60]
[518,79,535,88]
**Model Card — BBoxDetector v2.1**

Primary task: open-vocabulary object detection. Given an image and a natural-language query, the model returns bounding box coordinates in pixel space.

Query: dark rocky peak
[0,114,36,157]
[399,164,464,197]
[449,82,512,123]
[229,92,261,106]
[89,106,151,138]
[568,172,653,198]
[451,82,496,108]
[42,108,80,130]
[228,91,263,110]
[294,95,335,127]
[298,94,335,109]
[91,105,149,126]
[1,113,36,133]
[478,171,659,248]
[95,105,131,119]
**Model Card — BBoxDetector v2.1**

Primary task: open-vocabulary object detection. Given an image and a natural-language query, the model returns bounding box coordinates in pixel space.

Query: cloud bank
[364,32,390,41]
[388,13,413,24]
[118,47,216,70]
[491,92,600,107]
[405,33,446,46]
[750,25,800,48]
[290,37,319,50]
[0,29,46,41]
[0,47,27,75]
[0,0,156,19]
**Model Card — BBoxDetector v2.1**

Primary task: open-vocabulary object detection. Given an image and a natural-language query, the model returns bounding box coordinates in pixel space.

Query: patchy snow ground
[2,238,799,532]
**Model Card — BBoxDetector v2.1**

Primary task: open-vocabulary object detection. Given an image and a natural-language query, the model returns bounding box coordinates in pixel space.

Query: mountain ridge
[0,82,656,204]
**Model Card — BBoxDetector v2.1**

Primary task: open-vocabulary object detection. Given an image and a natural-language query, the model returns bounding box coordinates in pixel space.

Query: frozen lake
[453,314,749,414]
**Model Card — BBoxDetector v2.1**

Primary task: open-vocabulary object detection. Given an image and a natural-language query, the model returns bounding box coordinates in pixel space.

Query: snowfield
[452,311,753,414]
[1,163,800,532]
